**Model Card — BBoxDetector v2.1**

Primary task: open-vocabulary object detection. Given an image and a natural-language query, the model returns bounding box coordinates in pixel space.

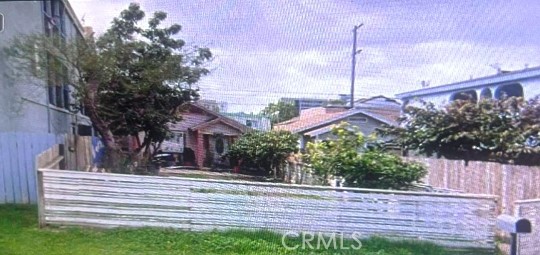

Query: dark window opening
[480,88,492,100]
[495,84,524,99]
[48,86,55,105]
[63,85,70,110]
[55,85,63,107]
[77,125,92,136]
[203,134,210,149]
[348,117,368,123]
[215,137,224,154]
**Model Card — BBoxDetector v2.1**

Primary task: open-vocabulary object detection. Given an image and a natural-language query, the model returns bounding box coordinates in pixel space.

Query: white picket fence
[38,168,498,251]
[514,199,540,255]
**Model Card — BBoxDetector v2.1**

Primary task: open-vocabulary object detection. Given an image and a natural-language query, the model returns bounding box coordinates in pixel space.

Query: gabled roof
[303,108,398,132]
[274,106,398,134]
[362,108,400,125]
[273,107,348,133]
[170,103,250,133]
[355,95,400,104]
[396,66,540,99]
[190,118,247,133]
[304,125,334,137]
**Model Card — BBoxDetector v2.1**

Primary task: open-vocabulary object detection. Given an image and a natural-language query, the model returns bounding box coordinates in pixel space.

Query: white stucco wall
[402,75,540,108]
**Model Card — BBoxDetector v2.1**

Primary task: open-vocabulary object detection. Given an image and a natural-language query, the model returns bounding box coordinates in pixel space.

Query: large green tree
[261,101,299,124]
[227,131,298,179]
[306,123,426,189]
[379,97,540,165]
[6,3,211,168]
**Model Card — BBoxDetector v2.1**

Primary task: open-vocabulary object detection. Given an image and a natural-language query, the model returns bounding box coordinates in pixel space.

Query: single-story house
[163,103,250,168]
[274,96,401,149]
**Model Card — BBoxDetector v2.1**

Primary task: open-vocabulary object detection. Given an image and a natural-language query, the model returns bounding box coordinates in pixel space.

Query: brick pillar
[196,132,205,168]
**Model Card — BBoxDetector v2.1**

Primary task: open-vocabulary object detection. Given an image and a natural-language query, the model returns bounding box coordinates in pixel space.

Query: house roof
[274,95,401,134]
[396,66,540,99]
[274,106,399,134]
[355,95,400,104]
[361,108,400,125]
[191,118,245,132]
[304,125,334,137]
[273,107,348,133]
[169,103,250,133]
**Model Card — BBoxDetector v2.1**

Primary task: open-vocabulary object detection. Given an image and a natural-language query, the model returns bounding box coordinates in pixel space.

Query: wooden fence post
[502,165,509,215]
[36,169,45,228]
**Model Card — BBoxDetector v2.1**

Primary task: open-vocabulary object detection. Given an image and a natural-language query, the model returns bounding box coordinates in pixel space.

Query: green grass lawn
[0,205,487,255]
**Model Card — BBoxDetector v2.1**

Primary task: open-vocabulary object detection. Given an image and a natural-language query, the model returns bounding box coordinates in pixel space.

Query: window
[0,13,4,33]
[215,136,224,154]
[55,84,63,107]
[46,53,69,108]
[170,132,185,144]
[162,132,185,153]
[43,1,72,110]
[348,117,368,123]
[246,120,257,127]
[77,125,92,136]
[63,85,70,110]
[480,88,492,100]
[495,84,524,99]
[46,53,55,105]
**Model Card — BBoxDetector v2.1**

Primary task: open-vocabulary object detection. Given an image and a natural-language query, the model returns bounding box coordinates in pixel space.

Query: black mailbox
[497,215,532,234]
[497,214,532,255]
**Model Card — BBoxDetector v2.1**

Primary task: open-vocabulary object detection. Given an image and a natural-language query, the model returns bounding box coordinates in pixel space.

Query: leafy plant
[261,101,299,125]
[306,122,426,190]
[227,131,298,179]
[379,97,540,165]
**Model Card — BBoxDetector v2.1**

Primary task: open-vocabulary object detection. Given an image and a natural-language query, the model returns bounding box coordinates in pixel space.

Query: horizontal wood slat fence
[38,168,498,251]
[514,199,540,255]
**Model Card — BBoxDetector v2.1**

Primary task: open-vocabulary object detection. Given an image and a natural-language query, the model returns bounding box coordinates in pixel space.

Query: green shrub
[306,122,426,189]
[227,131,298,178]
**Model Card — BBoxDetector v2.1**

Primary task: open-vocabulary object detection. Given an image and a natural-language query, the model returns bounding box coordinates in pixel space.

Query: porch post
[196,132,205,168]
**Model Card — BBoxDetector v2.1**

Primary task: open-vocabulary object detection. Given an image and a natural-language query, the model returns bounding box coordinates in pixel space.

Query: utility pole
[350,24,363,108]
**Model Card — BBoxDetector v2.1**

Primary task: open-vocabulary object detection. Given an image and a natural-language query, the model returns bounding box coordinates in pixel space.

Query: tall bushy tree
[306,123,426,189]
[227,131,298,179]
[261,101,299,124]
[379,97,540,165]
[5,3,212,168]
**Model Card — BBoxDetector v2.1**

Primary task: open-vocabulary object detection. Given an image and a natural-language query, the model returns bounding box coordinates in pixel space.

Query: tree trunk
[82,80,124,171]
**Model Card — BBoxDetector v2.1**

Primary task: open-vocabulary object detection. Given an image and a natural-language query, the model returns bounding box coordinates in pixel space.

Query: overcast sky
[69,0,540,112]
